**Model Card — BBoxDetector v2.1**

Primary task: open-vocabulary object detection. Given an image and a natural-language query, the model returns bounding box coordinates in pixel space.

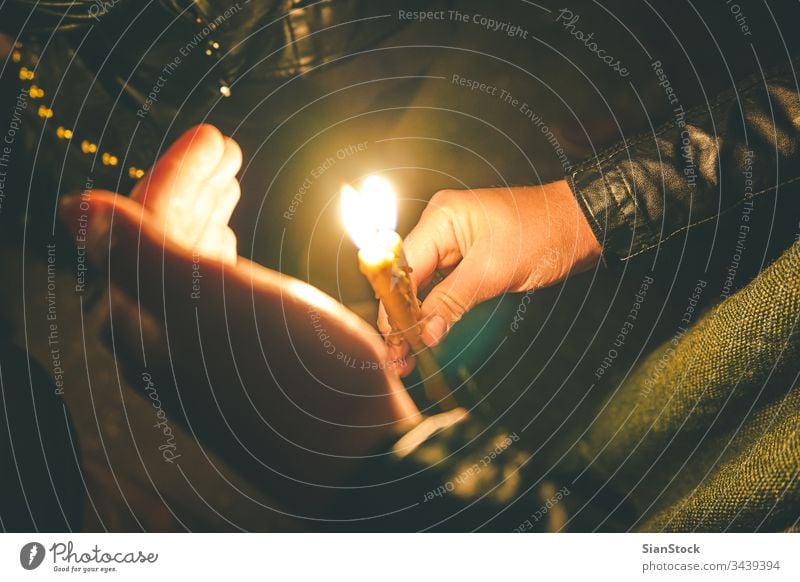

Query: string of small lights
[7,3,236,185]
[11,44,146,182]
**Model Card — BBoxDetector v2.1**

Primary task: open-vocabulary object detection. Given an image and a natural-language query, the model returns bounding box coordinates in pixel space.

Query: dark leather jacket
[568,55,800,263]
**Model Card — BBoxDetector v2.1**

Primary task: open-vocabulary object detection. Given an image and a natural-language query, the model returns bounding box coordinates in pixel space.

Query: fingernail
[422,315,448,347]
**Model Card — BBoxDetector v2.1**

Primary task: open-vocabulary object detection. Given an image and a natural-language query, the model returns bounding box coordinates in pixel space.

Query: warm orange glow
[340,176,456,411]
[340,175,398,251]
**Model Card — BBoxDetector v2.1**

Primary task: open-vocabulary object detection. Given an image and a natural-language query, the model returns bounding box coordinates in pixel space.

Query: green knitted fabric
[581,240,800,531]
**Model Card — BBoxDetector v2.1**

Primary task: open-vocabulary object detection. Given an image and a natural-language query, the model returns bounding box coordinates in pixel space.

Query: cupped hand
[128,123,241,262]
[379,180,602,375]
[59,124,421,501]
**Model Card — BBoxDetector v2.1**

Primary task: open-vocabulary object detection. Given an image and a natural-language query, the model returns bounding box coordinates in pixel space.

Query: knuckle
[430,189,456,206]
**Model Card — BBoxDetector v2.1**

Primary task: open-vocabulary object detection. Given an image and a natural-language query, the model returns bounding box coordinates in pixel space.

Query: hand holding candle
[341,176,456,410]
[377,182,602,350]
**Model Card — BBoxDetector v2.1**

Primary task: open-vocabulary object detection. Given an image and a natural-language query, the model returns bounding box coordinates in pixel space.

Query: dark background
[1,0,798,530]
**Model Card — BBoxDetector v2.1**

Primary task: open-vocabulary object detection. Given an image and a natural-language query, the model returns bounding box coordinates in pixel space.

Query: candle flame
[340,175,398,250]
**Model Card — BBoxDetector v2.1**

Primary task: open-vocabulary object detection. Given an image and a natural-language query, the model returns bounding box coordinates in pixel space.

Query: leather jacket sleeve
[568,55,800,263]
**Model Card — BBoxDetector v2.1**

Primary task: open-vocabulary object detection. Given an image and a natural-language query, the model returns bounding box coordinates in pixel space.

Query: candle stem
[414,346,458,411]
[358,244,457,411]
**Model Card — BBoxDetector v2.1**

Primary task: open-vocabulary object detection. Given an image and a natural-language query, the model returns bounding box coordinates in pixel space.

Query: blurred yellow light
[340,175,398,251]
[56,127,73,140]
[102,152,119,166]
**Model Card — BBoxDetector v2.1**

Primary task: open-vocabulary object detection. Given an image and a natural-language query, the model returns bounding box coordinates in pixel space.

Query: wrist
[549,178,603,274]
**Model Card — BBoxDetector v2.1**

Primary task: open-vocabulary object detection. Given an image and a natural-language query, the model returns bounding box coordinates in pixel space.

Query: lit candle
[341,176,456,410]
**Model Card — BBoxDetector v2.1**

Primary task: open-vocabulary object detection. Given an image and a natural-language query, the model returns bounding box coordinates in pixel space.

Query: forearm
[568,54,800,262]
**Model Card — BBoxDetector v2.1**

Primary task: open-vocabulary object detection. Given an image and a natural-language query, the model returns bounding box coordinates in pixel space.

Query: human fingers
[130,124,226,212]
[418,251,501,347]
[402,190,465,293]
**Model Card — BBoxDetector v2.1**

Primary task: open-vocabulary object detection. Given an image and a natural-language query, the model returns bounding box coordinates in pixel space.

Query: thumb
[418,253,498,347]
[59,190,129,268]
